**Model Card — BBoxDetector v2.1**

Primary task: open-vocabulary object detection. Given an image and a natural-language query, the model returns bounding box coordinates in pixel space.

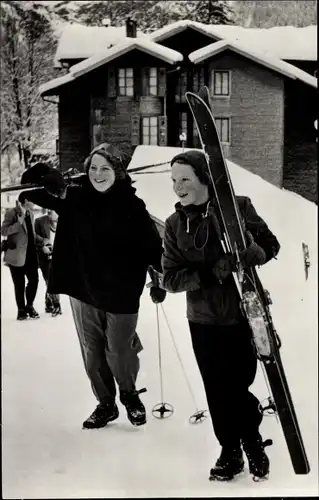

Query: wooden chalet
[40,20,317,202]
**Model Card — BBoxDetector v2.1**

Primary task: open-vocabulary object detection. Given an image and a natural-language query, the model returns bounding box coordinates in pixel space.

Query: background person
[1,193,40,320]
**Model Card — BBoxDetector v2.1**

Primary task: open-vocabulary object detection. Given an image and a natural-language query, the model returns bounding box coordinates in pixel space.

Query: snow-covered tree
[52,1,234,32]
[0,0,58,176]
[232,0,317,28]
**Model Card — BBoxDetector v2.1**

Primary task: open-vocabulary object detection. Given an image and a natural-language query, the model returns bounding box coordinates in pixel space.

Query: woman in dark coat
[162,150,280,482]
[20,143,166,429]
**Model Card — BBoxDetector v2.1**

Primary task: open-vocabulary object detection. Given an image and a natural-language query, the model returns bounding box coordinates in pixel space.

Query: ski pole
[159,304,208,424]
[152,303,174,420]
[0,160,171,193]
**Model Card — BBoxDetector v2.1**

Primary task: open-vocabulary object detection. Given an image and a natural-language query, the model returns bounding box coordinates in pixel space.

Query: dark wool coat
[23,178,164,313]
[162,196,280,326]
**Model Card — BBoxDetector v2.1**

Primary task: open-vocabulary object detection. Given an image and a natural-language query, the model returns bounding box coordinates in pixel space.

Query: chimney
[126,17,137,38]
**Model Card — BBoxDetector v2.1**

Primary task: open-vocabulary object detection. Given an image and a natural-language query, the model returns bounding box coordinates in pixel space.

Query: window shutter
[134,68,142,101]
[158,116,167,146]
[108,67,116,97]
[141,68,148,96]
[131,115,140,146]
[158,68,166,97]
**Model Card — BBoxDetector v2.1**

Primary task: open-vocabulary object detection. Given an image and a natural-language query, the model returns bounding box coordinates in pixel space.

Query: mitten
[239,231,266,268]
[150,286,167,304]
[41,170,66,197]
[21,162,54,184]
[21,162,66,197]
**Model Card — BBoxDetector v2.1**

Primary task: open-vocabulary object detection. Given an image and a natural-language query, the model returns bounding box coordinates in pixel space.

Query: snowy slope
[2,146,318,498]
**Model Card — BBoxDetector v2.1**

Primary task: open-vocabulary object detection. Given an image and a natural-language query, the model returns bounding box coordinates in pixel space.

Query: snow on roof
[150,21,317,61]
[70,38,183,79]
[39,73,75,96]
[55,21,317,67]
[205,24,317,61]
[189,40,317,88]
[149,19,223,43]
[54,23,147,66]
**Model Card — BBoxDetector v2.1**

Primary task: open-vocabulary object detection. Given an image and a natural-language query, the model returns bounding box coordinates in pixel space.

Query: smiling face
[171,162,209,206]
[88,153,116,192]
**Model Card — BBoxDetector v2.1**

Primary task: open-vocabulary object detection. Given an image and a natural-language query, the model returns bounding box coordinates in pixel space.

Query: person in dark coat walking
[162,150,280,481]
[19,142,166,429]
[35,209,62,316]
[1,193,40,320]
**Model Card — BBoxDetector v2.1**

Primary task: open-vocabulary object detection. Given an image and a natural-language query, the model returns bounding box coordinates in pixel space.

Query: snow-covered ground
[2,146,318,498]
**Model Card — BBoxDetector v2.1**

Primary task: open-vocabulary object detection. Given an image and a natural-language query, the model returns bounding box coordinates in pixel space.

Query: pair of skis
[178,87,309,476]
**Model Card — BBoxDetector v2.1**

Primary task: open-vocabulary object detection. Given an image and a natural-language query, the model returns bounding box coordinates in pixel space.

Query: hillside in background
[232,0,317,28]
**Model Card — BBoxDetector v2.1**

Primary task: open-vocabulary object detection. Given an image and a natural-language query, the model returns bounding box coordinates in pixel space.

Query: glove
[239,231,266,268]
[150,286,166,304]
[212,232,266,282]
[1,240,16,252]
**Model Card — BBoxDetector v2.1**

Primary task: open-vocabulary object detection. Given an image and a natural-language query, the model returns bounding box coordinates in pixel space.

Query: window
[179,112,187,137]
[142,117,158,145]
[144,67,158,96]
[192,67,205,93]
[215,117,231,144]
[212,70,230,97]
[176,70,187,103]
[118,68,134,96]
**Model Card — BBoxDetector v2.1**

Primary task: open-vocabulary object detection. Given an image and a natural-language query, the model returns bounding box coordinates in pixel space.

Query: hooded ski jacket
[162,196,280,325]
[22,177,164,313]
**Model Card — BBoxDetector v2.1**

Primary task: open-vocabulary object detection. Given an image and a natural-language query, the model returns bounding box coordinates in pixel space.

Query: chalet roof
[149,20,223,43]
[39,73,75,96]
[71,38,183,79]
[55,21,317,65]
[40,38,183,96]
[189,40,317,88]
[150,21,317,61]
[54,23,147,67]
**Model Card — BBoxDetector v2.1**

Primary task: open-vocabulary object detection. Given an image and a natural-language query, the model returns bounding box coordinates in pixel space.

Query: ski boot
[51,304,62,317]
[242,436,272,481]
[17,308,28,320]
[82,401,119,429]
[209,446,245,481]
[26,305,40,319]
[120,388,147,426]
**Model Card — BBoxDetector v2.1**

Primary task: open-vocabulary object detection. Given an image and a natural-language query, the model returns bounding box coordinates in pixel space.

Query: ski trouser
[9,259,39,310]
[70,297,143,405]
[39,259,60,308]
[189,320,262,448]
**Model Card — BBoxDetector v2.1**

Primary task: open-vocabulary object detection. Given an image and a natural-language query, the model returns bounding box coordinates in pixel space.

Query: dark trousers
[189,320,262,448]
[9,260,39,310]
[39,259,60,307]
[70,297,143,405]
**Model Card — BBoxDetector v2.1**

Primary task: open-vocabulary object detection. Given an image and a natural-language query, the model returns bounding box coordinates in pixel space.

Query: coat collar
[18,208,35,234]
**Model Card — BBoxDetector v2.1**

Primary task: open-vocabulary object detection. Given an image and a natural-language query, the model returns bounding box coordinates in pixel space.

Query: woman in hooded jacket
[161,150,280,482]
[19,143,166,429]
